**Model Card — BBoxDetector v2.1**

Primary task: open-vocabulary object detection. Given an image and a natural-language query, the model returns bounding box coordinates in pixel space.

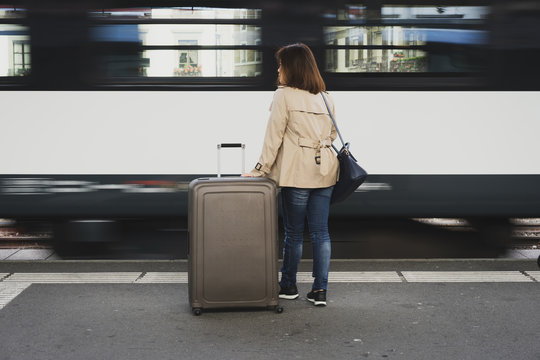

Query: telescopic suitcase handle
[217,143,245,177]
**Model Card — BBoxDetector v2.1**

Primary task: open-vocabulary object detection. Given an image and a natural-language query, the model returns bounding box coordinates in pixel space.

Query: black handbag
[321,93,368,204]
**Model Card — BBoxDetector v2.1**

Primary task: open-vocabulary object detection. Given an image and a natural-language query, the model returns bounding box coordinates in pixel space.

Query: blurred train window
[381,5,489,20]
[89,7,262,79]
[137,25,260,46]
[337,4,367,20]
[89,7,261,20]
[0,5,25,18]
[324,5,490,73]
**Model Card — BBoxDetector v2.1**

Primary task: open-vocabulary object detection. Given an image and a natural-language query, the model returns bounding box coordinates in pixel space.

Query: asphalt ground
[0,258,539,360]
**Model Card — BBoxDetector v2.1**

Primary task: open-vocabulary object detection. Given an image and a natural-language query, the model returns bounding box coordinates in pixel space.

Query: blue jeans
[279,186,333,291]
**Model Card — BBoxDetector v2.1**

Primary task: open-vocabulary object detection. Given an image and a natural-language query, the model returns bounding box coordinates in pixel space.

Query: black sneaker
[307,290,327,306]
[279,284,299,300]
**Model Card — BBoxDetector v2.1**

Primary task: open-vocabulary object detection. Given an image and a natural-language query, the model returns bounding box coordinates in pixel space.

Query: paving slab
[5,272,142,283]
[515,249,540,259]
[401,271,531,282]
[0,249,18,260]
[0,282,538,360]
[45,252,62,260]
[4,249,54,260]
[1,258,540,275]
[501,250,528,259]
[525,271,540,281]
[0,282,31,309]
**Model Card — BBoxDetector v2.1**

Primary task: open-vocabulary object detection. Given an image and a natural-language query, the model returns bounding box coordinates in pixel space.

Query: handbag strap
[321,92,347,153]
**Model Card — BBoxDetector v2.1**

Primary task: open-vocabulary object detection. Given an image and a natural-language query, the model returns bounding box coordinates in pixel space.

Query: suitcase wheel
[192,308,202,316]
[267,305,283,314]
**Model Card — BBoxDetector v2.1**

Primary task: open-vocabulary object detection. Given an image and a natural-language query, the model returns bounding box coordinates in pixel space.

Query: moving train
[1,0,539,257]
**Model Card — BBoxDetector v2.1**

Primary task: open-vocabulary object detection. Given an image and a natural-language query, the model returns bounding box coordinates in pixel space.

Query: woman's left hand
[241,173,255,177]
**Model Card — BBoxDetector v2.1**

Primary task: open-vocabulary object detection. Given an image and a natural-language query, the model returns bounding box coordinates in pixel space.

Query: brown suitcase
[188,176,282,315]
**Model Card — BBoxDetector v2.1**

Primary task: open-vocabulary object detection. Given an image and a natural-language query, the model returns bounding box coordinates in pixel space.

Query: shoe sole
[279,293,299,300]
[307,298,327,306]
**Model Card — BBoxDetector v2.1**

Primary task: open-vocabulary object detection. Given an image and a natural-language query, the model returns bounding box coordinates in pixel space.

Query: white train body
[3,91,539,176]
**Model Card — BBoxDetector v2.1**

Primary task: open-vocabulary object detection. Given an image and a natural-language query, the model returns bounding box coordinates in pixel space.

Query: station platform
[1,247,539,261]
[0,257,539,360]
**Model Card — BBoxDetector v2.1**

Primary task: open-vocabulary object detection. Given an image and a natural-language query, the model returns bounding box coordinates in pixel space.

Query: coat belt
[298,137,333,176]
[298,137,332,149]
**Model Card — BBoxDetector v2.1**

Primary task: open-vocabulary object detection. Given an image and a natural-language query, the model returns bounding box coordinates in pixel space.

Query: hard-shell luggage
[188,144,282,315]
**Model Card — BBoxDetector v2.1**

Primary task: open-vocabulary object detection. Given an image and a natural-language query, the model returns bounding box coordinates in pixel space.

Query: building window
[240,41,247,63]
[13,40,30,76]
[255,39,262,62]
[177,40,200,76]
[1,7,29,77]
[345,37,350,68]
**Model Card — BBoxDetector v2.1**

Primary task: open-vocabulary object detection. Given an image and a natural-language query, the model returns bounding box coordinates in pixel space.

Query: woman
[243,43,339,306]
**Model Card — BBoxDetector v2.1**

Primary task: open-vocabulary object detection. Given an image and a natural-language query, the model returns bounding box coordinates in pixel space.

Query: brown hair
[276,43,326,95]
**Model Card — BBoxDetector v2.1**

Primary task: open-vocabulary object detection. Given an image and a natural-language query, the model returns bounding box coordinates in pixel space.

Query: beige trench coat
[250,86,339,188]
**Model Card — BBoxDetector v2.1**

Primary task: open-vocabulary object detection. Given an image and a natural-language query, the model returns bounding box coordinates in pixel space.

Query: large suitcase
[188,145,281,315]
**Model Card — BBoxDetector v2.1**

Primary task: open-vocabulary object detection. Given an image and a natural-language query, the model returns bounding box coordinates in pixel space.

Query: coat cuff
[254,162,271,174]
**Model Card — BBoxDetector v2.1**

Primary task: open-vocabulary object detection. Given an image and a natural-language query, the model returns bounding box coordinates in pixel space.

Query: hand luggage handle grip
[218,143,243,148]
[217,143,245,177]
